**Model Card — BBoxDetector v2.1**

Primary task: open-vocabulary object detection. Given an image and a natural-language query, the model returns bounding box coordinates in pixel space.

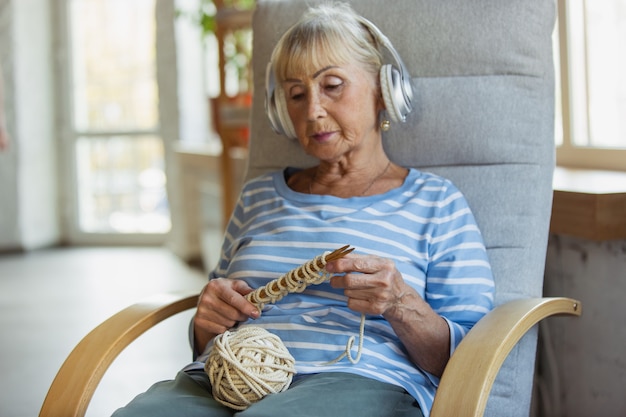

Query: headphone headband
[357,16,414,118]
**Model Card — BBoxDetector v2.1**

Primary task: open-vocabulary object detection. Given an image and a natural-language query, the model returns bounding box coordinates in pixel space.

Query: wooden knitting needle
[247,245,354,303]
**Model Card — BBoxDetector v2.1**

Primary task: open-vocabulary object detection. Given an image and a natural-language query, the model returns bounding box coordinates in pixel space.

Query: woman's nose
[307,93,326,121]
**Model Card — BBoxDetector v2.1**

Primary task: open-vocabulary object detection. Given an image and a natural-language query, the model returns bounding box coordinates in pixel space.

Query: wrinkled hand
[193,278,260,353]
[327,253,450,376]
[326,253,416,318]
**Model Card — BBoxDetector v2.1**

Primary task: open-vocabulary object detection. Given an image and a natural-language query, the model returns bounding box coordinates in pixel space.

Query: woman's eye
[289,90,305,101]
[325,84,340,91]
[324,77,343,91]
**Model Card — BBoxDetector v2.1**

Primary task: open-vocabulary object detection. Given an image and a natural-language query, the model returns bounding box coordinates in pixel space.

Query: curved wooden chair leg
[430,297,582,417]
[39,292,199,417]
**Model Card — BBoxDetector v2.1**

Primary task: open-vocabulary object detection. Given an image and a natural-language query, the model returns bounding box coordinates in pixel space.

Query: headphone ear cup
[265,62,297,139]
[380,64,404,123]
[274,88,298,139]
[265,65,282,134]
[265,90,281,134]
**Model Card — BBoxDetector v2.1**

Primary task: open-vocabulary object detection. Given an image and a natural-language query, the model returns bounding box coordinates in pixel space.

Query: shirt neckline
[274,167,419,204]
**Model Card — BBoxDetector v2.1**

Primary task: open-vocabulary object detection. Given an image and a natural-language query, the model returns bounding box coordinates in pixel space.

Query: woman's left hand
[325,253,411,317]
[326,253,451,377]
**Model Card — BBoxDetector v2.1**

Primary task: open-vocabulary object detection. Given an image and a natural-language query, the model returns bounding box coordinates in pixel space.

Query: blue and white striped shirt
[188,168,494,416]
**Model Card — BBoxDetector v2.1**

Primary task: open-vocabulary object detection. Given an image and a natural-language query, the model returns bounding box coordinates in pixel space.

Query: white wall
[0,0,58,251]
[0,0,20,249]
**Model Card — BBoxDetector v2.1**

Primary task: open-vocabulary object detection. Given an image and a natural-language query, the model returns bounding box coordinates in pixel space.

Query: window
[556,0,626,171]
[60,0,171,241]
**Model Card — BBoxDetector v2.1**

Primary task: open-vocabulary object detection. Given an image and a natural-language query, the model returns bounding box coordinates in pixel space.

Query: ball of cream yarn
[205,326,296,410]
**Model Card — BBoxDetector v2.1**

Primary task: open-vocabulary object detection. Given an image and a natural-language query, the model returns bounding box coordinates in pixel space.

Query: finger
[327,254,389,275]
[331,272,383,291]
[229,280,261,318]
[194,311,237,336]
[197,292,247,327]
[198,280,258,322]
[346,297,386,316]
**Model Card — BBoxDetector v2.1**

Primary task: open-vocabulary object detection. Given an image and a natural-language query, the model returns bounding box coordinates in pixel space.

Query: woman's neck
[309,159,393,197]
[292,155,408,198]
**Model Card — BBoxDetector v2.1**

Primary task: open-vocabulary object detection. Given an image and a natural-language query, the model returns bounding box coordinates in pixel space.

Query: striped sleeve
[422,179,495,355]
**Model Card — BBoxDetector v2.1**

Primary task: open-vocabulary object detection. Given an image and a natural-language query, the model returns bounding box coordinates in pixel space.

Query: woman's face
[282,61,382,163]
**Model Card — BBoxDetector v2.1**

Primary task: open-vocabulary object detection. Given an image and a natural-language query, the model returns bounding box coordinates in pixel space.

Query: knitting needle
[247,245,354,304]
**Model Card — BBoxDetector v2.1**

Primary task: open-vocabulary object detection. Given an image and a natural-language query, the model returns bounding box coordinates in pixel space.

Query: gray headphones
[265,16,414,139]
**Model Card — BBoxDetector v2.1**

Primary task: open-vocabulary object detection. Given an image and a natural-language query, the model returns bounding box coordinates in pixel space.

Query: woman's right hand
[193,278,260,354]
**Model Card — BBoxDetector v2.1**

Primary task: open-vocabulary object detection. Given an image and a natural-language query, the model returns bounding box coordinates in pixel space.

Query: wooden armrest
[40,293,580,417]
[39,292,199,417]
[430,297,581,417]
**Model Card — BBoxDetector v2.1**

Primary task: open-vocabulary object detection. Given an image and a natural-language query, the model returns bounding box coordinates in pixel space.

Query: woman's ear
[377,91,387,113]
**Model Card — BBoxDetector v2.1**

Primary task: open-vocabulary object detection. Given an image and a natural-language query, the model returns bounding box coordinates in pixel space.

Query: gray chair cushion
[246,1,556,416]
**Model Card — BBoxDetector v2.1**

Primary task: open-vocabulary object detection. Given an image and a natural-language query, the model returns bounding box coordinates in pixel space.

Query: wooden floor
[0,246,207,417]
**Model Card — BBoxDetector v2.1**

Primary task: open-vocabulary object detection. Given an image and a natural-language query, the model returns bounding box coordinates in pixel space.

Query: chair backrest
[246,1,556,416]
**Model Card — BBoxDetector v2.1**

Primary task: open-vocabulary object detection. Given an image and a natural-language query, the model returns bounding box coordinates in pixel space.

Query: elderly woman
[113,3,494,417]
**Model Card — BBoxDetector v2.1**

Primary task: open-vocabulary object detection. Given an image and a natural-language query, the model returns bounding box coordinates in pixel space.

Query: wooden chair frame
[39,294,580,417]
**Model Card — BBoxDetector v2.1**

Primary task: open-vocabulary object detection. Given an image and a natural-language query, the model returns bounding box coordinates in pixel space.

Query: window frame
[53,0,176,245]
[555,0,626,172]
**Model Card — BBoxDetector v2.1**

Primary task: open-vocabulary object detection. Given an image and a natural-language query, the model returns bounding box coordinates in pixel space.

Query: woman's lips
[311,131,335,142]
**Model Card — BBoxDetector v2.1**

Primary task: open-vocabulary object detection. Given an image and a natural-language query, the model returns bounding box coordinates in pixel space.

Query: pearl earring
[380,119,391,132]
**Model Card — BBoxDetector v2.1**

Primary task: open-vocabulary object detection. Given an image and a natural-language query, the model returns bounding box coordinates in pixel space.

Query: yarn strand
[322,313,366,365]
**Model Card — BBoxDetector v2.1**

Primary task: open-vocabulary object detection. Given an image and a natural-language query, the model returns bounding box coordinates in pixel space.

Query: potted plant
[180,0,255,94]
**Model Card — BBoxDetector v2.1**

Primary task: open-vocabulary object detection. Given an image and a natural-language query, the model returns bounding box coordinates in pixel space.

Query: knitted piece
[245,244,354,310]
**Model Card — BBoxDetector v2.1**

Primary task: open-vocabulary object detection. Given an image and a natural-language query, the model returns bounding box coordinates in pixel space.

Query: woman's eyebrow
[312,65,338,79]
[284,66,340,84]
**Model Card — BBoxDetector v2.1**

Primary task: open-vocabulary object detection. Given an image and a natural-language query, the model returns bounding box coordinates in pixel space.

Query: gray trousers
[111,370,425,417]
